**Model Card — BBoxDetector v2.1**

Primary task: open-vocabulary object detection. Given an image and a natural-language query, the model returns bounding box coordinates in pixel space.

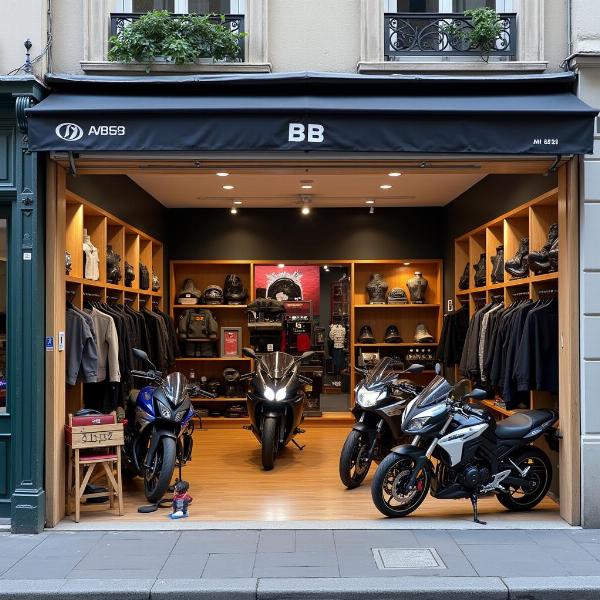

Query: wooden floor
[70,426,559,523]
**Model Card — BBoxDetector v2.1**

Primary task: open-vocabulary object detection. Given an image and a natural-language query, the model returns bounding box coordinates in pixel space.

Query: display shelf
[66,276,163,297]
[354,303,440,309]
[175,357,252,362]
[172,304,248,309]
[354,342,438,347]
[454,272,559,297]
[480,399,515,417]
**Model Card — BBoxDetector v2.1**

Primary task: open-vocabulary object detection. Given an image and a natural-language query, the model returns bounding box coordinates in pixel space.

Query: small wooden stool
[65,413,124,522]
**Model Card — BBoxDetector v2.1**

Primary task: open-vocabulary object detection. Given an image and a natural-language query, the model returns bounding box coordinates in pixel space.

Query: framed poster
[254,265,321,314]
[220,327,242,358]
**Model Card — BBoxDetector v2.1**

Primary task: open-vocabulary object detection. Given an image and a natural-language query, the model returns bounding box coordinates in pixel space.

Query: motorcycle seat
[495,409,555,439]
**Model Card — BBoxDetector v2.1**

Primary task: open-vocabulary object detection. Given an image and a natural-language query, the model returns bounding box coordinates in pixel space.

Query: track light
[300,196,311,215]
[369,206,374,215]
[230,202,238,215]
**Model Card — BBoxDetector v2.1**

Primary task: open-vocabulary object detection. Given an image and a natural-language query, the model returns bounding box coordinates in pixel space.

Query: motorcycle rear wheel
[261,417,279,471]
[144,436,176,503]
[371,453,430,518]
[339,430,372,489]
[497,446,552,511]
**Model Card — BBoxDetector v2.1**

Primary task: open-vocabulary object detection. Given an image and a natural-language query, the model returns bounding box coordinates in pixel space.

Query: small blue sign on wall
[45,336,54,352]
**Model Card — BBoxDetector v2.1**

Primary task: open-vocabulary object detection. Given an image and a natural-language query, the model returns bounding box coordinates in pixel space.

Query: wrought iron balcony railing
[109,13,245,61]
[384,12,516,60]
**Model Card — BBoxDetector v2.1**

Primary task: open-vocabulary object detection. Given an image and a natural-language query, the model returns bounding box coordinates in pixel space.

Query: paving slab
[451,529,534,545]
[503,575,600,600]
[257,576,508,599]
[296,531,335,553]
[257,530,295,553]
[201,552,256,579]
[73,552,167,571]
[253,565,340,578]
[66,569,161,580]
[173,531,259,555]
[254,550,338,568]
[157,553,209,579]
[0,556,86,580]
[333,529,420,552]
[152,577,257,600]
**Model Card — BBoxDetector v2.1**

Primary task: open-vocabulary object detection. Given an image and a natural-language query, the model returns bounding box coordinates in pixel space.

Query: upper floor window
[112,1,245,13]
[384,1,511,11]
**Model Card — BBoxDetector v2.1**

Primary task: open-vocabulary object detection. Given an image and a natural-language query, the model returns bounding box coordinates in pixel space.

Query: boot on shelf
[490,245,504,284]
[458,262,470,290]
[505,237,529,279]
[528,224,558,275]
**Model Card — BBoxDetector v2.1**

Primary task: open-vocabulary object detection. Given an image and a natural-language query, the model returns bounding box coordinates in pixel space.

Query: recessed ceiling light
[301,206,311,215]
[380,184,392,190]
[369,206,375,215]
[230,207,238,215]
[233,200,242,205]
[301,185,313,189]
[278,263,285,268]
[223,185,235,190]
[388,172,402,177]
[216,172,229,177]
[403,262,411,266]
[366,200,375,205]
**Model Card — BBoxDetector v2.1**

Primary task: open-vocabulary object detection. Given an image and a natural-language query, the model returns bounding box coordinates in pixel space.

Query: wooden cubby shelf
[454,187,560,417]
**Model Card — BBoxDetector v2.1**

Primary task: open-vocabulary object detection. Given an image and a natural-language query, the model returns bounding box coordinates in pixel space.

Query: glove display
[414,323,435,343]
[203,284,224,305]
[366,273,388,304]
[473,253,486,288]
[178,278,202,305]
[458,262,470,290]
[358,325,376,344]
[505,237,529,279]
[387,287,408,304]
[384,324,403,343]
[224,274,248,305]
[490,245,504,284]
[528,223,558,275]
[106,245,122,284]
[124,261,135,288]
[407,272,428,304]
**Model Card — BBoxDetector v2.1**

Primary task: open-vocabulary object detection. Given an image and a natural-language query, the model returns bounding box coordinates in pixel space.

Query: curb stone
[256,576,509,600]
[0,579,153,600]
[503,576,600,600]
[151,578,258,600]
[0,580,65,600]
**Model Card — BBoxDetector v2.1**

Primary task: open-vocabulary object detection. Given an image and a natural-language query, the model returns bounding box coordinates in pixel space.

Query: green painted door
[0,209,10,518]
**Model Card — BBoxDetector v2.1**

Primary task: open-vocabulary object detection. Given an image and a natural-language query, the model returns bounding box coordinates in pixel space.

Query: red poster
[223,330,240,357]
[254,265,321,315]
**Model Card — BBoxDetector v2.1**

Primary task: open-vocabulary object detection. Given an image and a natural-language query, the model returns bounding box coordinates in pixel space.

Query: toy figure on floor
[169,480,192,519]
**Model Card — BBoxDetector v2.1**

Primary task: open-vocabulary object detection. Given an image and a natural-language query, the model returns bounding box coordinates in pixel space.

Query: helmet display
[384,325,403,343]
[203,285,224,305]
[106,245,121,284]
[152,270,161,292]
[223,368,242,398]
[358,325,376,344]
[124,261,135,288]
[267,277,302,302]
[178,278,202,305]
[207,378,222,396]
[414,323,435,343]
[224,274,248,305]
[387,287,408,304]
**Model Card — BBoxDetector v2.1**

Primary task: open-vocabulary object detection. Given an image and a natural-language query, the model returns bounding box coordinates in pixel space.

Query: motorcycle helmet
[223,367,240,382]
[358,325,376,344]
[178,278,201,305]
[267,278,302,302]
[203,284,224,305]
[207,378,222,397]
[384,325,403,343]
[124,261,135,288]
[224,274,248,305]
[387,287,408,304]
[414,323,435,343]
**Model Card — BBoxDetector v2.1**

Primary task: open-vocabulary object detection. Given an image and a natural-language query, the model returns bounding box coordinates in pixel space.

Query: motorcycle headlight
[275,387,287,401]
[157,401,171,419]
[405,416,429,432]
[264,386,276,401]
[175,408,188,422]
[356,389,386,408]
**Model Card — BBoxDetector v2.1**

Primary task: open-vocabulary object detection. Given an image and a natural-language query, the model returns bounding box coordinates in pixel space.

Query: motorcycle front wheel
[496,446,552,511]
[261,416,279,471]
[371,453,431,517]
[339,430,372,489]
[144,436,176,503]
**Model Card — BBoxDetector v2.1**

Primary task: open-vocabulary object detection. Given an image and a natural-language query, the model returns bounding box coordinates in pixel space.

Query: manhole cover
[373,548,446,570]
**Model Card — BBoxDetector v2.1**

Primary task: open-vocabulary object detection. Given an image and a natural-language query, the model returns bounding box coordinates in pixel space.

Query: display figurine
[406,272,428,304]
[366,273,388,304]
[170,480,192,519]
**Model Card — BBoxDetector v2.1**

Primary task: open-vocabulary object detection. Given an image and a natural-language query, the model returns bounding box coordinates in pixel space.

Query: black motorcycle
[241,347,314,470]
[371,368,558,523]
[339,358,424,489]
[124,348,214,503]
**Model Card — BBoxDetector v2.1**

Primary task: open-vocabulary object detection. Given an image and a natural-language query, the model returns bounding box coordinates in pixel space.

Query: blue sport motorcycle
[124,348,214,503]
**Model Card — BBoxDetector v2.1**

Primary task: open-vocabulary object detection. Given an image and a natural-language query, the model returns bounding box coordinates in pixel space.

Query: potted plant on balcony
[108,10,244,70]
[441,7,505,62]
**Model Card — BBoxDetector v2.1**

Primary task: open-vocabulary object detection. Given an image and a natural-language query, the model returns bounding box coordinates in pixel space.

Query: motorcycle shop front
[25,72,596,529]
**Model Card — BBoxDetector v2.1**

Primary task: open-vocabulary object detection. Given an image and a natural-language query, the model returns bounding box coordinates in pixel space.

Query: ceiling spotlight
[216,172,229,177]
[302,206,310,215]
[388,172,402,177]
[233,200,242,205]
[403,262,411,266]
[369,206,375,215]
[366,200,375,205]
[223,185,235,190]
[301,185,313,189]
[301,196,311,215]
[230,206,238,215]
[380,184,392,190]
[278,263,285,268]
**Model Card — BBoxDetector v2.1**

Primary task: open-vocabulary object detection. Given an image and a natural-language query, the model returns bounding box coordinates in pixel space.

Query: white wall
[268,0,361,73]
[572,0,600,53]
[544,0,568,72]
[0,0,46,77]
[51,0,84,74]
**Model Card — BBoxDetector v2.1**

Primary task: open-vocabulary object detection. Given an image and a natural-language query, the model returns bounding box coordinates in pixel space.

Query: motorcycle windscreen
[260,352,296,379]
[415,376,453,408]
[363,356,398,390]
[160,372,189,406]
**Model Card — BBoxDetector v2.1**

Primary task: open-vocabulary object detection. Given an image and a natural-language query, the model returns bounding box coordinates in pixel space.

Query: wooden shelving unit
[64,190,164,416]
[455,188,559,418]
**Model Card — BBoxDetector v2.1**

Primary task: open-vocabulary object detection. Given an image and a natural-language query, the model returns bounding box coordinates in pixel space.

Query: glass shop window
[0,220,7,414]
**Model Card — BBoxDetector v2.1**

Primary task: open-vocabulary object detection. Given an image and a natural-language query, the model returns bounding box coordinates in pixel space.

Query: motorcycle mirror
[300,350,315,361]
[406,363,425,374]
[465,388,487,401]
[242,347,258,360]
[435,363,442,375]
[132,348,156,371]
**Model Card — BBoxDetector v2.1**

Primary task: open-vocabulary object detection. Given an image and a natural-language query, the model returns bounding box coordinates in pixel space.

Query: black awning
[27,71,597,155]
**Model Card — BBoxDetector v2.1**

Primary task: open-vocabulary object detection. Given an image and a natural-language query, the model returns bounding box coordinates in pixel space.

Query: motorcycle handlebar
[298,374,313,385]
[239,372,254,381]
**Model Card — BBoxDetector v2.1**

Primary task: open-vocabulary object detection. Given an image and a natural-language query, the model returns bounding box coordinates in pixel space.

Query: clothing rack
[510,291,530,299]
[491,294,504,302]
[82,291,102,300]
[106,294,120,303]
[537,288,558,296]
